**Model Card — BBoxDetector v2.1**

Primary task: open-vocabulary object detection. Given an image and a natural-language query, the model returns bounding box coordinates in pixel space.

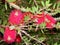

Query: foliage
[0,0,60,45]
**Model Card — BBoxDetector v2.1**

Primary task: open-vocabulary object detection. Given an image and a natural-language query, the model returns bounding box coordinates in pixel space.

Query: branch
[0,25,6,28]
[9,3,20,10]
[33,0,38,6]
[18,32,29,45]
[21,30,46,45]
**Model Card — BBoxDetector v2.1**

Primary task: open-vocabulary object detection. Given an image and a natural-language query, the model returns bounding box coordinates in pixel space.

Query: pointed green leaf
[3,20,7,25]
[38,37,46,42]
[46,0,50,6]
[5,3,7,10]
[46,4,52,8]
[6,0,16,3]
[54,42,58,45]
[26,7,30,12]
[24,16,30,21]
[53,3,56,9]
[39,22,46,28]
[41,1,45,7]
[0,28,4,34]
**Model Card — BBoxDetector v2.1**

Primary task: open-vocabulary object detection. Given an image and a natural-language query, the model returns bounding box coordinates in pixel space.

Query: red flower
[36,12,56,28]
[4,27,16,43]
[9,9,24,25]
[15,34,21,43]
[45,14,56,28]
[34,14,44,24]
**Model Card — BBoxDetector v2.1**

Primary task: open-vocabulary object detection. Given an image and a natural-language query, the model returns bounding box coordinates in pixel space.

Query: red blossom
[9,9,24,25]
[35,12,56,28]
[34,14,44,24]
[45,14,56,28]
[4,27,16,43]
[45,14,56,24]
[15,34,21,43]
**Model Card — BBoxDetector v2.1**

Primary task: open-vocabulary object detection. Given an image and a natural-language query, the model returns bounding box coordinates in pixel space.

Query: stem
[33,0,38,6]
[21,30,46,45]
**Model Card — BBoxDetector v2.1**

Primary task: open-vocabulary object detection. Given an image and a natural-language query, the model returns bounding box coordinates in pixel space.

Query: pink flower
[9,9,24,25]
[45,14,56,24]
[35,14,44,24]
[36,12,56,28]
[4,27,16,43]
[45,13,56,28]
[15,34,21,43]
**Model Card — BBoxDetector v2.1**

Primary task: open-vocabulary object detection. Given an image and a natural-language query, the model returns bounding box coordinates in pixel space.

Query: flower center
[15,12,18,16]
[8,36,11,41]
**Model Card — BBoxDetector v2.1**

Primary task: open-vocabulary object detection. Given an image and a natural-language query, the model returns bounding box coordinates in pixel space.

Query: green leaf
[3,20,7,25]
[46,0,49,6]
[57,3,60,9]
[56,9,60,13]
[6,0,16,3]
[54,42,58,45]
[31,6,36,13]
[38,37,46,42]
[46,8,51,11]
[24,16,30,22]
[31,6,39,13]
[46,0,50,6]
[39,22,46,28]
[57,22,60,25]
[41,1,45,7]
[0,28,4,34]
[29,0,32,4]
[53,3,56,9]
[47,4,52,8]
[5,3,7,10]
[0,20,2,24]
[45,0,52,8]
[26,7,31,12]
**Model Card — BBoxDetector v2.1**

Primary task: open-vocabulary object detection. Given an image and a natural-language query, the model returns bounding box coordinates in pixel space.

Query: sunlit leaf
[41,1,45,7]
[5,3,7,10]
[39,22,46,28]
[0,28,4,34]
[53,3,56,9]
[24,16,30,21]
[6,0,16,3]
[54,42,58,45]
[38,37,46,42]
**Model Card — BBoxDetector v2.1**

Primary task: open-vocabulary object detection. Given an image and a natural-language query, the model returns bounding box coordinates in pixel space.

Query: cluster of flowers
[9,9,56,27]
[2,9,56,43]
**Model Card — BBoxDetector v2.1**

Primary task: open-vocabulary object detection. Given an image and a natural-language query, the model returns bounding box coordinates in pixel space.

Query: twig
[0,25,6,28]
[19,30,29,45]
[35,24,39,31]
[21,30,46,45]
[9,3,20,10]
[39,7,47,11]
[33,0,38,6]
